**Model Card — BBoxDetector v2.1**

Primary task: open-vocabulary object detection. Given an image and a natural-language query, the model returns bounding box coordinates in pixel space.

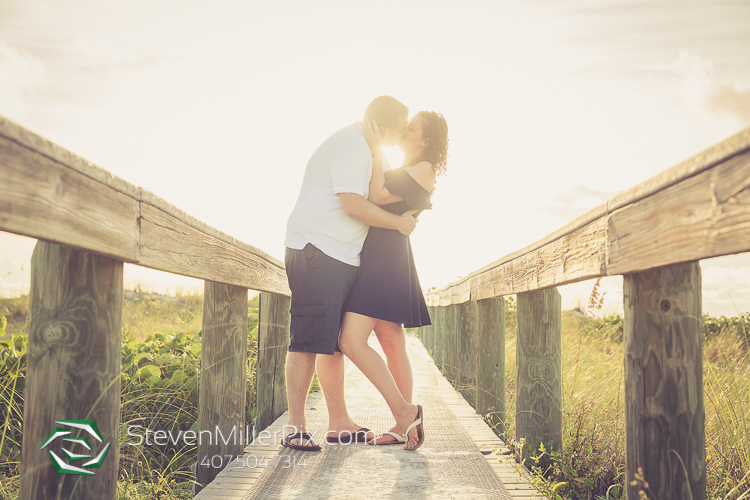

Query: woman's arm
[363,120,403,206]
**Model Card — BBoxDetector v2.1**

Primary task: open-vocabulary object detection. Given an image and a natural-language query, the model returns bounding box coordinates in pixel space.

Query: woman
[339,111,449,451]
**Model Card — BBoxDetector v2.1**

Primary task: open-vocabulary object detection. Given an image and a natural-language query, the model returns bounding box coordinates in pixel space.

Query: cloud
[706,83,750,124]
[535,184,614,225]
[0,40,45,120]
[672,50,750,129]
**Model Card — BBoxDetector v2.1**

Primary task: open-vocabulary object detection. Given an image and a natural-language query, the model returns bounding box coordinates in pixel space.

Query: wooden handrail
[0,114,289,296]
[426,125,750,306]
[1,115,292,498]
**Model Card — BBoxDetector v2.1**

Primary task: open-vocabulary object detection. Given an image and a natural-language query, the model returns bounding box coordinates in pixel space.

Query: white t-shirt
[285,122,390,267]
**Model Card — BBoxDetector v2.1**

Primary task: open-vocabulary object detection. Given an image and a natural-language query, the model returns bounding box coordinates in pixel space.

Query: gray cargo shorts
[284,243,358,355]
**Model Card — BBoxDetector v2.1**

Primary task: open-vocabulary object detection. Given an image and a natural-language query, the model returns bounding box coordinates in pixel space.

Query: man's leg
[285,351,318,446]
[316,351,368,439]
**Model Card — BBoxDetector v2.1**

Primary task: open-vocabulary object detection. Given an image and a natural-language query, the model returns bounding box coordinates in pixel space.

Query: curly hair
[406,111,449,176]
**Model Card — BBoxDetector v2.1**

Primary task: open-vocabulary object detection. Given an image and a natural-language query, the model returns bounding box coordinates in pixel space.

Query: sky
[1,0,750,316]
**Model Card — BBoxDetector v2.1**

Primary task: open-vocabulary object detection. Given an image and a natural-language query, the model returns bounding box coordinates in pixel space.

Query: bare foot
[326,423,375,443]
[368,424,402,445]
[283,426,320,450]
[394,404,420,449]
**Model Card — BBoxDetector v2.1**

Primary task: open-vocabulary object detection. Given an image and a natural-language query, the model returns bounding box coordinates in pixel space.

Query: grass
[0,289,265,500]
[474,289,750,500]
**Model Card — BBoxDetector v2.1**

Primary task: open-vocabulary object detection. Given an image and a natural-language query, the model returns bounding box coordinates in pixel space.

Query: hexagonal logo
[40,420,111,475]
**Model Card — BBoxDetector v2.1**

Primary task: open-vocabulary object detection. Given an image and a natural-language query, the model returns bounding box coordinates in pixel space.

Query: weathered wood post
[423,306,435,355]
[516,288,562,463]
[623,262,706,500]
[475,297,506,434]
[455,301,476,405]
[442,304,457,383]
[22,242,122,500]
[196,282,248,490]
[433,306,445,368]
[256,292,291,430]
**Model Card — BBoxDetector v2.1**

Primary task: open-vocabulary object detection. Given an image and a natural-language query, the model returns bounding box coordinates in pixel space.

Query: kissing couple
[282,96,449,451]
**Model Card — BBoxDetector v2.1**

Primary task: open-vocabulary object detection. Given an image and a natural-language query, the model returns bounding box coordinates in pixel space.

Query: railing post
[256,292,291,430]
[516,288,562,463]
[196,281,248,490]
[422,306,434,355]
[623,262,706,500]
[455,302,476,405]
[21,242,122,500]
[433,306,445,368]
[475,297,506,434]
[442,305,457,383]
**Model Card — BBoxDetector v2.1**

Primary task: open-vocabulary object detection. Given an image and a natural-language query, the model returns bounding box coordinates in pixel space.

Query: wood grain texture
[623,262,706,500]
[424,129,750,305]
[441,305,457,383]
[516,288,562,463]
[197,282,248,490]
[608,150,750,275]
[426,217,607,305]
[0,116,288,295]
[475,297,506,433]
[433,306,445,369]
[256,292,291,431]
[0,135,138,262]
[425,307,435,355]
[455,302,476,406]
[139,204,289,295]
[22,242,122,500]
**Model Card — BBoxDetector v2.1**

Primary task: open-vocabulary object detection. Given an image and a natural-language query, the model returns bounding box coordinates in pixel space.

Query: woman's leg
[339,312,420,448]
[374,320,413,403]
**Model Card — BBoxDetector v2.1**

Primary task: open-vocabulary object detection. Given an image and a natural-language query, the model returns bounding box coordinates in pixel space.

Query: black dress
[344,167,432,327]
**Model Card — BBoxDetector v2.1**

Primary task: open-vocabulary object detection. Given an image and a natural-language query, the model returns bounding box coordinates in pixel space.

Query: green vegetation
[489,293,750,500]
[0,291,262,499]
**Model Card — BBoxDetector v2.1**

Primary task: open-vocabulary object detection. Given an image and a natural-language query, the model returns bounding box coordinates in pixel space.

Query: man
[282,96,417,450]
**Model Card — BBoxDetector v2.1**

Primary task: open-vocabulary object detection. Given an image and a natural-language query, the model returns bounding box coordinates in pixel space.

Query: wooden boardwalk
[195,333,547,500]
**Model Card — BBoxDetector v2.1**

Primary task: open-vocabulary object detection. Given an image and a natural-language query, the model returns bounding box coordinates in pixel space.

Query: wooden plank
[455,302,476,406]
[21,242,123,500]
[425,126,750,304]
[0,135,139,261]
[515,288,562,464]
[0,116,289,294]
[623,262,706,500]
[139,203,289,295]
[256,292,290,430]
[433,306,444,368]
[608,149,750,275]
[271,294,291,419]
[425,129,750,305]
[475,297,506,435]
[197,282,249,491]
[442,305,457,383]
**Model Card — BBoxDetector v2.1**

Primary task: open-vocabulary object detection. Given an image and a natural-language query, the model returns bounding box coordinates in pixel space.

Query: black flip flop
[282,432,321,451]
[325,427,374,444]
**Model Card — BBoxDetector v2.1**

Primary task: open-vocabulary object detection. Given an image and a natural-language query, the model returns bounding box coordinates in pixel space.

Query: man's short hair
[363,96,409,130]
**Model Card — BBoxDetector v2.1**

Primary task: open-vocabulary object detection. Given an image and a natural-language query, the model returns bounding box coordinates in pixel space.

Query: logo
[40,420,111,475]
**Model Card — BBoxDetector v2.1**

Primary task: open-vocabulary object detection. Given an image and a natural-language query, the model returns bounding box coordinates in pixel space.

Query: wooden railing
[0,115,291,498]
[420,126,750,500]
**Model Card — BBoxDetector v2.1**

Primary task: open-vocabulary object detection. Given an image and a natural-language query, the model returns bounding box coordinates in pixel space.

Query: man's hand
[397,210,419,236]
[363,119,388,155]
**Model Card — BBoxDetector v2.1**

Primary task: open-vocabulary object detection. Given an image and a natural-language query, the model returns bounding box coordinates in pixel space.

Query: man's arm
[338,193,417,236]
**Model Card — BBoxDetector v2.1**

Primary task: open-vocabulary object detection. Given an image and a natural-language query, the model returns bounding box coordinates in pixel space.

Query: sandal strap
[382,431,406,443]
[404,418,422,436]
[286,432,315,441]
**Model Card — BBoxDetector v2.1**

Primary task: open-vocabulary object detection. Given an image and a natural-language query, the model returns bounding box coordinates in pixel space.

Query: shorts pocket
[290,300,328,316]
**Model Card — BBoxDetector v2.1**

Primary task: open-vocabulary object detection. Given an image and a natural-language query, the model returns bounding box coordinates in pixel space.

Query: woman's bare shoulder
[405,161,436,191]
